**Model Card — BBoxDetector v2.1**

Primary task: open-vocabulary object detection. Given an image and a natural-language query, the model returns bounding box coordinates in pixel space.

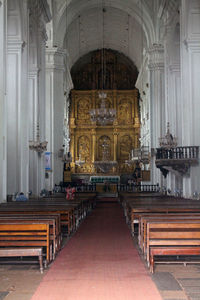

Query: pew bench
[146,221,200,273]
[139,214,200,255]
[149,246,200,273]
[122,196,200,235]
[0,247,44,273]
[0,223,51,264]
[0,206,75,236]
[130,206,200,235]
[0,216,60,260]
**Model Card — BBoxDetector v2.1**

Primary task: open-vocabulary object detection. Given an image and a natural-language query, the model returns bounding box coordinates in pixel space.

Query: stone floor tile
[178,278,200,287]
[160,290,188,299]
[152,272,182,291]
[0,292,9,300]
[4,292,33,300]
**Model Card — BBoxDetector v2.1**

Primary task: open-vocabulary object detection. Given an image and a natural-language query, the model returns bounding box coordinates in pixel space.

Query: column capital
[169,63,180,73]
[148,43,164,71]
[46,47,66,71]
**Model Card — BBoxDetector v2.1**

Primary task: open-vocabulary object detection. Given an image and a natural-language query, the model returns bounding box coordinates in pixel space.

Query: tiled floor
[2,257,200,300]
[0,263,46,300]
[134,235,200,300]
[153,264,200,300]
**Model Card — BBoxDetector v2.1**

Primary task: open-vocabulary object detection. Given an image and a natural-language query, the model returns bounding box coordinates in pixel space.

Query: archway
[66,49,140,184]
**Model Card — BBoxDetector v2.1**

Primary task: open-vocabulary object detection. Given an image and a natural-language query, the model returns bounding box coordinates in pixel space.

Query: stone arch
[54,0,155,64]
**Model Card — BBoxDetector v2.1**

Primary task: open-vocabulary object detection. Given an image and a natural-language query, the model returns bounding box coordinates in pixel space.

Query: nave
[31,200,162,300]
[1,197,200,300]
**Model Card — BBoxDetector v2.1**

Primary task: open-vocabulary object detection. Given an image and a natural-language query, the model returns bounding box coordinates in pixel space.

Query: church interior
[0,0,200,299]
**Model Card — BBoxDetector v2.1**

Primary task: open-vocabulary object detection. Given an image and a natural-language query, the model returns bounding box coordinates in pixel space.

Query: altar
[90,176,119,195]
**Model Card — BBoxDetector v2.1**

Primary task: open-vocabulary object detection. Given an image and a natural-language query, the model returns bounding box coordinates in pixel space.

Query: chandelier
[89,3,116,126]
[29,67,47,154]
[75,154,85,167]
[94,138,117,173]
[90,92,116,125]
[159,122,177,149]
[29,123,48,153]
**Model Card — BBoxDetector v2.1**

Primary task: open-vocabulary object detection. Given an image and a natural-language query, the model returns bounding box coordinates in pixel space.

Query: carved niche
[119,135,132,159]
[98,136,111,160]
[76,97,91,125]
[76,135,93,173]
[118,99,132,125]
[118,135,134,173]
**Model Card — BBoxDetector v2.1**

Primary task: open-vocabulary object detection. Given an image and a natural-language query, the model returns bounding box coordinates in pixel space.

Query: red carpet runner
[31,202,162,300]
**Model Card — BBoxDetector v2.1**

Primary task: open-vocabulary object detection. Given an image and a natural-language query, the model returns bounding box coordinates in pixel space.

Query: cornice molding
[7,39,24,52]
[183,39,200,51]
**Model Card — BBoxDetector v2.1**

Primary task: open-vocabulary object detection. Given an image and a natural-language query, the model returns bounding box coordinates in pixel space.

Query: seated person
[71,186,76,200]
[65,185,72,200]
[16,192,28,201]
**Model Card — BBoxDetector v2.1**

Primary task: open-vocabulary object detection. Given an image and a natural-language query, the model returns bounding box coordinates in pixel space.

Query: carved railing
[118,184,159,193]
[156,146,199,176]
[156,146,199,160]
[75,184,96,192]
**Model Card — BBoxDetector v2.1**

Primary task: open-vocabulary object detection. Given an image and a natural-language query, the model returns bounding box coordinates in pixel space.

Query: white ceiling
[51,0,156,70]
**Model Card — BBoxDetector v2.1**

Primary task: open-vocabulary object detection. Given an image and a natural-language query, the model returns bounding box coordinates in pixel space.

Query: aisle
[31,202,162,300]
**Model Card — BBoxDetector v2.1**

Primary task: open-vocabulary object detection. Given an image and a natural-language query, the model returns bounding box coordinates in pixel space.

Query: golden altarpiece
[68,49,141,177]
[69,89,140,175]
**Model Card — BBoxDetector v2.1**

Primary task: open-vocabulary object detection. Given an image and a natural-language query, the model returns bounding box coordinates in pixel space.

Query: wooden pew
[0,205,75,236]
[0,222,50,266]
[0,215,61,259]
[0,247,44,273]
[139,214,200,255]
[146,221,200,273]
[126,198,200,235]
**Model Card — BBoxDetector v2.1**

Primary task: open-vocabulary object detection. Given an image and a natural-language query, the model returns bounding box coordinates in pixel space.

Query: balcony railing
[118,184,159,193]
[156,146,199,160]
[156,146,199,176]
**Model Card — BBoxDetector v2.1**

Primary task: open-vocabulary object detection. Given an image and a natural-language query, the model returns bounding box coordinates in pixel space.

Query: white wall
[6,0,29,196]
[180,0,200,198]
[0,0,7,202]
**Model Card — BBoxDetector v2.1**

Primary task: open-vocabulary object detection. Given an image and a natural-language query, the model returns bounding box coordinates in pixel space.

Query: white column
[28,0,51,196]
[45,47,66,190]
[167,63,182,193]
[0,0,7,202]
[148,43,165,186]
[6,0,29,196]
[28,70,40,195]
[181,0,200,197]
